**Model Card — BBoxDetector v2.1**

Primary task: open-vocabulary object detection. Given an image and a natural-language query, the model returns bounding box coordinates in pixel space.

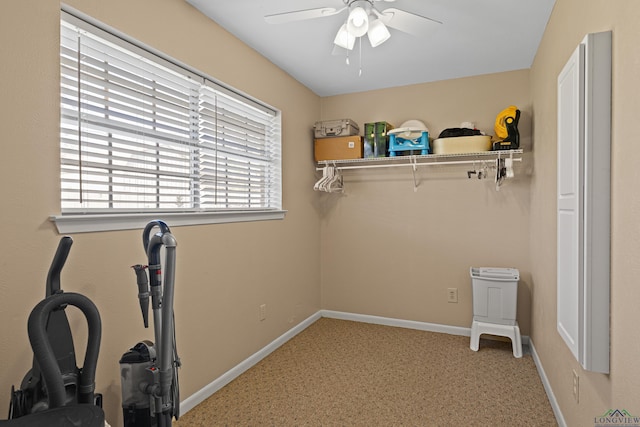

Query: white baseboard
[180,310,535,416]
[529,338,566,427]
[321,310,473,337]
[179,311,321,415]
[321,310,530,345]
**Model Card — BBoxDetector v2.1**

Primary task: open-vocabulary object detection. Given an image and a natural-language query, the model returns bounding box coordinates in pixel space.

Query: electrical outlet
[259,304,267,321]
[447,288,458,303]
[572,370,579,403]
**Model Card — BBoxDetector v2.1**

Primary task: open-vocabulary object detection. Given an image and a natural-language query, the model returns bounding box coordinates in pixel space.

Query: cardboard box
[364,122,394,157]
[314,136,363,161]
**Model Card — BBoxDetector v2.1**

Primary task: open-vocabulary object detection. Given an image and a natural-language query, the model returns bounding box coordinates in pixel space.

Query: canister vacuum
[120,220,181,427]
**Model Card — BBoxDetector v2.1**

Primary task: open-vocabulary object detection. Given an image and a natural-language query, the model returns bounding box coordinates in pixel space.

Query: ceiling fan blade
[265,7,344,25]
[331,44,349,56]
[378,8,442,37]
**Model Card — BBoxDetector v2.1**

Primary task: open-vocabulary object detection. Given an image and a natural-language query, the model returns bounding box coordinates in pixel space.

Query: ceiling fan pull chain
[344,14,351,65]
[358,37,362,76]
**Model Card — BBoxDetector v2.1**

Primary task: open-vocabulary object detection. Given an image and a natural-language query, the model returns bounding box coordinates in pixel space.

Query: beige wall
[529,0,640,425]
[0,1,321,426]
[319,71,532,332]
[4,0,639,426]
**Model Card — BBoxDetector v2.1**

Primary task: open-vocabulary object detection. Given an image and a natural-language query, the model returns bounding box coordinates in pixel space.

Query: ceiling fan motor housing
[347,1,372,36]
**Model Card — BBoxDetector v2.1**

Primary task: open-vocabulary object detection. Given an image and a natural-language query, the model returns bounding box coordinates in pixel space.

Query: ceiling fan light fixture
[334,24,356,50]
[367,19,391,47]
[346,6,369,37]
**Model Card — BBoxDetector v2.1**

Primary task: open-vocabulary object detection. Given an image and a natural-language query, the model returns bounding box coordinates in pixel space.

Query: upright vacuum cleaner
[3,236,104,427]
[120,220,181,427]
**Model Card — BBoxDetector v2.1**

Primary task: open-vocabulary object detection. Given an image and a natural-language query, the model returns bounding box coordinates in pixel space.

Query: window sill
[50,210,287,234]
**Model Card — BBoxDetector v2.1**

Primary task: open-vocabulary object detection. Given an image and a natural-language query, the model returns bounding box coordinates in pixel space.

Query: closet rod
[317,157,522,171]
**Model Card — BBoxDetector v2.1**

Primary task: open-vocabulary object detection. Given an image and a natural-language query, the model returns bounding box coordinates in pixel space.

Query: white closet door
[556,31,610,374]
[557,44,584,362]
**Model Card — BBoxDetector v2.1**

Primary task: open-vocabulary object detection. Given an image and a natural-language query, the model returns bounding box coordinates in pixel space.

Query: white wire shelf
[316,149,523,170]
[314,149,524,192]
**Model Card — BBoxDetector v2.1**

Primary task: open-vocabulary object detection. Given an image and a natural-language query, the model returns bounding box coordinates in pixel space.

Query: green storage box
[364,122,394,158]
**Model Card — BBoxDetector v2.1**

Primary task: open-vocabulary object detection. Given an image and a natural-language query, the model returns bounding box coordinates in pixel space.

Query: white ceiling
[186,0,556,97]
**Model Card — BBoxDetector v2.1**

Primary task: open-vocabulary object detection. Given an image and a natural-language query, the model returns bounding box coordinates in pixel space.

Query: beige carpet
[175,318,556,426]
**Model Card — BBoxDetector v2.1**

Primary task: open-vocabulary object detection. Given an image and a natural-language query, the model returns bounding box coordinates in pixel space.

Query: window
[54,11,283,233]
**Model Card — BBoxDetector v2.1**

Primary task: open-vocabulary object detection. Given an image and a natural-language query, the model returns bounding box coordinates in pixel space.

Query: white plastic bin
[470,267,520,326]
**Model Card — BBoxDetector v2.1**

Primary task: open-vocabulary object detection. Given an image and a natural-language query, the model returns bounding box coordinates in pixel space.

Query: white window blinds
[60,13,282,215]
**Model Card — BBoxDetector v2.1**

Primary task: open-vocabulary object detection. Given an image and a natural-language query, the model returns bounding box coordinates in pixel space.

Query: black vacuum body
[120,341,156,426]
[3,237,104,427]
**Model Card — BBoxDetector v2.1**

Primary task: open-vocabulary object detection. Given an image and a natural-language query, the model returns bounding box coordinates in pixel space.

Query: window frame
[52,8,285,234]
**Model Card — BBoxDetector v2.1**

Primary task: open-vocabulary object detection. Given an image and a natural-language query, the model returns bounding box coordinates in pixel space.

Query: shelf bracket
[411,157,418,192]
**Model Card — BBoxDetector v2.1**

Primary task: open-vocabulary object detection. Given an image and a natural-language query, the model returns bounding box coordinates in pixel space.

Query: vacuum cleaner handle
[45,237,73,297]
[27,292,102,408]
[143,220,171,256]
[143,220,171,294]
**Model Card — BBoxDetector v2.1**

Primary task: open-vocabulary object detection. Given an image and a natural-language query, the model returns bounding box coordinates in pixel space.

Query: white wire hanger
[314,164,344,193]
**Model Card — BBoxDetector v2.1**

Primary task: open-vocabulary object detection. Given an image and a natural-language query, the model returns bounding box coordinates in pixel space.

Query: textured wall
[0,1,321,426]
[529,0,640,424]
[319,70,532,333]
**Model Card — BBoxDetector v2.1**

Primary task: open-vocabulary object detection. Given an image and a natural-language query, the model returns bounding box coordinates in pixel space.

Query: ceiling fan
[264,0,442,50]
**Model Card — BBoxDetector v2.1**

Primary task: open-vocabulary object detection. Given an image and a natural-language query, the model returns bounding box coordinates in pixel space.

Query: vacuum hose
[27,292,101,408]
